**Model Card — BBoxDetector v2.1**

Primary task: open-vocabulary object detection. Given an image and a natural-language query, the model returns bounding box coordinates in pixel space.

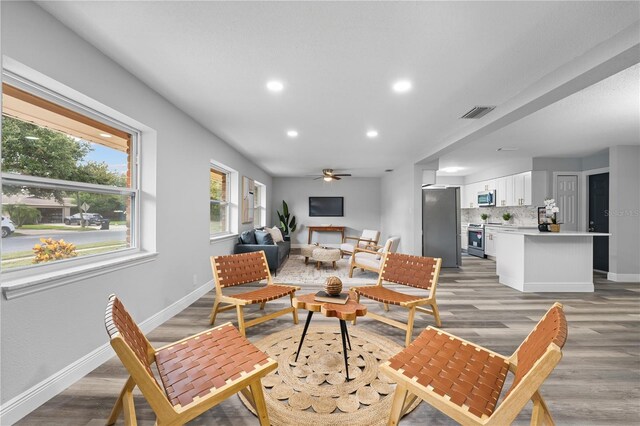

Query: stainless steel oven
[467,224,485,258]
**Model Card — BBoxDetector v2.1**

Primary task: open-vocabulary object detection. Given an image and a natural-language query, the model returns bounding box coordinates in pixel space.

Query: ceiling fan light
[323,176,332,182]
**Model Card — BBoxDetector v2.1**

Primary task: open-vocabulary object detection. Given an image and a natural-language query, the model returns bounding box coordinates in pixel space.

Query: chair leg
[405,307,416,347]
[431,301,442,327]
[259,302,266,310]
[209,297,220,325]
[349,266,354,278]
[106,376,135,425]
[383,303,390,312]
[122,386,137,426]
[531,391,555,426]
[388,382,410,426]
[236,305,246,337]
[249,380,270,426]
[290,293,299,324]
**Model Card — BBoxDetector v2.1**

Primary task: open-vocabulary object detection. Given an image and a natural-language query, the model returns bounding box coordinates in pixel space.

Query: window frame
[254,181,266,228]
[209,163,232,238]
[1,71,142,278]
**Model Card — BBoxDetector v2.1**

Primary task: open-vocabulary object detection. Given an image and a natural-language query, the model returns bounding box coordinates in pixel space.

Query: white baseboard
[0,280,213,425]
[607,272,640,282]
[523,281,594,292]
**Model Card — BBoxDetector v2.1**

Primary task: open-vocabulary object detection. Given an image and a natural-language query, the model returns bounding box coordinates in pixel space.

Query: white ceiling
[438,63,640,177]
[37,1,640,177]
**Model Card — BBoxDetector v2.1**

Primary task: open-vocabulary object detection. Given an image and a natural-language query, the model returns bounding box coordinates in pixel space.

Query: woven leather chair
[340,229,380,257]
[382,302,567,426]
[348,236,401,277]
[352,252,442,346]
[209,251,300,336]
[105,294,277,426]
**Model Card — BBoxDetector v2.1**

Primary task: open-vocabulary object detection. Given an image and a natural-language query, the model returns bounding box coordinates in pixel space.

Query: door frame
[580,167,610,233]
[552,171,581,231]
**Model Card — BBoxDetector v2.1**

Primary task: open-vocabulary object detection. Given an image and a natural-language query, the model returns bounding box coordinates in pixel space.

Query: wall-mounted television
[309,197,344,217]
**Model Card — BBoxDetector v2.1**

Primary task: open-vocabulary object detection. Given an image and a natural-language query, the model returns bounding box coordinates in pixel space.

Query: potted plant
[544,198,561,232]
[480,213,489,224]
[502,212,513,225]
[276,200,297,241]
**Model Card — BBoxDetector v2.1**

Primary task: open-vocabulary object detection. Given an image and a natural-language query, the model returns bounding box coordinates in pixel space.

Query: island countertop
[496,229,610,237]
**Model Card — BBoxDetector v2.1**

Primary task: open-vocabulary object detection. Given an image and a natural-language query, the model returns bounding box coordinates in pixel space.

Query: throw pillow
[268,226,284,243]
[240,229,257,245]
[255,230,275,245]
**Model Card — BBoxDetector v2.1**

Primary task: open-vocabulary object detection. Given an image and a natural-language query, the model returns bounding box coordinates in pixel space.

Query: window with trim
[254,181,266,227]
[1,82,137,271]
[210,165,230,236]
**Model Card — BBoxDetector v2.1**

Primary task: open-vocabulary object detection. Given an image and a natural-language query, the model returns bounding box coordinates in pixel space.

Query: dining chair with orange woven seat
[381,302,567,426]
[209,251,300,336]
[104,294,277,426]
[351,252,443,346]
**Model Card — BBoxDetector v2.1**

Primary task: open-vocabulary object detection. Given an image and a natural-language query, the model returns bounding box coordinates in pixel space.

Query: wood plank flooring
[17,254,640,425]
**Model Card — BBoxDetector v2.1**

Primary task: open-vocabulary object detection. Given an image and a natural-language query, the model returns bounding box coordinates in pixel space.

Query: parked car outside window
[2,216,16,238]
[64,213,104,226]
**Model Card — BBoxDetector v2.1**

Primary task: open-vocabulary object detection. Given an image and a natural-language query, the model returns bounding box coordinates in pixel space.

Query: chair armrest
[353,246,381,255]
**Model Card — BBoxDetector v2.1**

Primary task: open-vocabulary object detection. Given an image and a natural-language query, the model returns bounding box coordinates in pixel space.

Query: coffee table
[293,292,367,380]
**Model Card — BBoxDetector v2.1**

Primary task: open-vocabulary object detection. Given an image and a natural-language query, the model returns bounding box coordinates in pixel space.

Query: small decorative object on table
[324,276,343,295]
[480,213,489,223]
[544,198,561,232]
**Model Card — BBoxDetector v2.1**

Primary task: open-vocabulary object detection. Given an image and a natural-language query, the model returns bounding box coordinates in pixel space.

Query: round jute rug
[239,325,420,425]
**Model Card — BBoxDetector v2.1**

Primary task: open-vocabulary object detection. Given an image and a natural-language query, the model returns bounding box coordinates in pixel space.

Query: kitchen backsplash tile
[462,206,538,226]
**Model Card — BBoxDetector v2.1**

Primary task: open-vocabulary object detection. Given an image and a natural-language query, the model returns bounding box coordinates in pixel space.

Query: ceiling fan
[312,169,352,181]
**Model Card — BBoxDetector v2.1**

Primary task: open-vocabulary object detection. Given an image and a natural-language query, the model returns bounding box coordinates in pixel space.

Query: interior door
[556,175,578,231]
[589,173,609,271]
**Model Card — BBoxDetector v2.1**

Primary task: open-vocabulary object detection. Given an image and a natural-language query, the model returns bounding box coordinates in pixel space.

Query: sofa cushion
[267,226,284,243]
[240,229,257,244]
[255,230,275,245]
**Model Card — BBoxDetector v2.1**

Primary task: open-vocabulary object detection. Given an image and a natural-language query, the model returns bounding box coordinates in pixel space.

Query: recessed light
[392,80,412,93]
[286,130,298,138]
[496,147,519,152]
[440,167,464,173]
[99,133,112,138]
[25,136,39,140]
[266,80,284,92]
[366,130,379,138]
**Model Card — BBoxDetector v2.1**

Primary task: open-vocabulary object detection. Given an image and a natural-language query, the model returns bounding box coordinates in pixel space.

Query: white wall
[380,164,423,255]
[0,0,272,413]
[608,145,640,281]
[271,177,381,247]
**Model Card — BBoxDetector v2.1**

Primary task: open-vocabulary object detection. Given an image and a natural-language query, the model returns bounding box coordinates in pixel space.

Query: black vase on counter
[538,223,550,232]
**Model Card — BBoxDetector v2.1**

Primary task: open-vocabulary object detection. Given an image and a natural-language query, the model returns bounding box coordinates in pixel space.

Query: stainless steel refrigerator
[422,187,461,268]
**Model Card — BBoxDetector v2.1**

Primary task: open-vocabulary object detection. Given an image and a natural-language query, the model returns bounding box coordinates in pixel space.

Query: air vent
[460,106,496,119]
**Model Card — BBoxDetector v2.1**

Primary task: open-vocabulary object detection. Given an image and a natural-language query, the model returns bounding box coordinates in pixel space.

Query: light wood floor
[17,255,640,425]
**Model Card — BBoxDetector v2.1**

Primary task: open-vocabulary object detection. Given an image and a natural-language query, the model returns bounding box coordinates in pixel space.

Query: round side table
[312,247,341,270]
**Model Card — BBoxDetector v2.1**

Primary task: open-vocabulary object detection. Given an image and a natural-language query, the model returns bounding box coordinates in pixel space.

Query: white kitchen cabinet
[461,226,468,251]
[513,172,527,206]
[485,227,498,257]
[496,176,515,206]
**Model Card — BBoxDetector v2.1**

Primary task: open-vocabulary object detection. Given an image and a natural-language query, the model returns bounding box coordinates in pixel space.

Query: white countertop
[484,224,538,229]
[497,229,610,236]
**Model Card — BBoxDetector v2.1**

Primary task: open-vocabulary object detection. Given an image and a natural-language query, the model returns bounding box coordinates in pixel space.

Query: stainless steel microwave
[477,190,496,207]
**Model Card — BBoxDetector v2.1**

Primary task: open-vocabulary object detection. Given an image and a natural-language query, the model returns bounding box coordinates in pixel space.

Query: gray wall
[608,145,640,280]
[271,177,381,247]
[1,1,272,405]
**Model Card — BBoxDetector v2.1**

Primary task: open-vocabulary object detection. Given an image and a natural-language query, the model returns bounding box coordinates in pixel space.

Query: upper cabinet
[463,171,547,208]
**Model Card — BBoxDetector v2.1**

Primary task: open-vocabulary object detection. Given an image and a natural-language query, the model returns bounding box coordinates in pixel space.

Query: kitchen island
[496,229,610,292]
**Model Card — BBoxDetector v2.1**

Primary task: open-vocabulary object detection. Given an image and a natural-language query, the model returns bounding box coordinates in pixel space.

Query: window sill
[1,251,158,300]
[210,233,239,244]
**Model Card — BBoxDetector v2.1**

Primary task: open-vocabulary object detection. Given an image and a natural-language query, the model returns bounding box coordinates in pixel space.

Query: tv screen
[309,197,344,217]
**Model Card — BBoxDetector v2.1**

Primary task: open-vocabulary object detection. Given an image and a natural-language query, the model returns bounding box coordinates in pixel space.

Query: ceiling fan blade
[313,176,324,180]
[333,174,352,177]
[333,176,342,180]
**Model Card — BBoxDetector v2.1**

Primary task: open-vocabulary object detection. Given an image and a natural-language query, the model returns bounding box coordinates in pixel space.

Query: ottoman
[312,247,341,270]
[300,245,316,265]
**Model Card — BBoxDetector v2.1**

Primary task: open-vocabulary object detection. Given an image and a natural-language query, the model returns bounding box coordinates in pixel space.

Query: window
[1,82,138,271]
[254,181,266,227]
[210,165,230,236]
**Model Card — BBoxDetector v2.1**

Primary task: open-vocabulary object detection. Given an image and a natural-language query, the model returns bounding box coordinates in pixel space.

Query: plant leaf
[283,200,289,217]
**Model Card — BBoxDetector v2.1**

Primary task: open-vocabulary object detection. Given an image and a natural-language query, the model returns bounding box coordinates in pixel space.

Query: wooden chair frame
[340,229,380,257]
[382,302,566,426]
[348,237,397,277]
[352,253,442,346]
[209,251,300,336]
[105,295,277,426]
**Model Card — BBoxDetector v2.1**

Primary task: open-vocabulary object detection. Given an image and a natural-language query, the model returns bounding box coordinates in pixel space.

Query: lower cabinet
[485,227,498,257]
[461,226,468,251]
